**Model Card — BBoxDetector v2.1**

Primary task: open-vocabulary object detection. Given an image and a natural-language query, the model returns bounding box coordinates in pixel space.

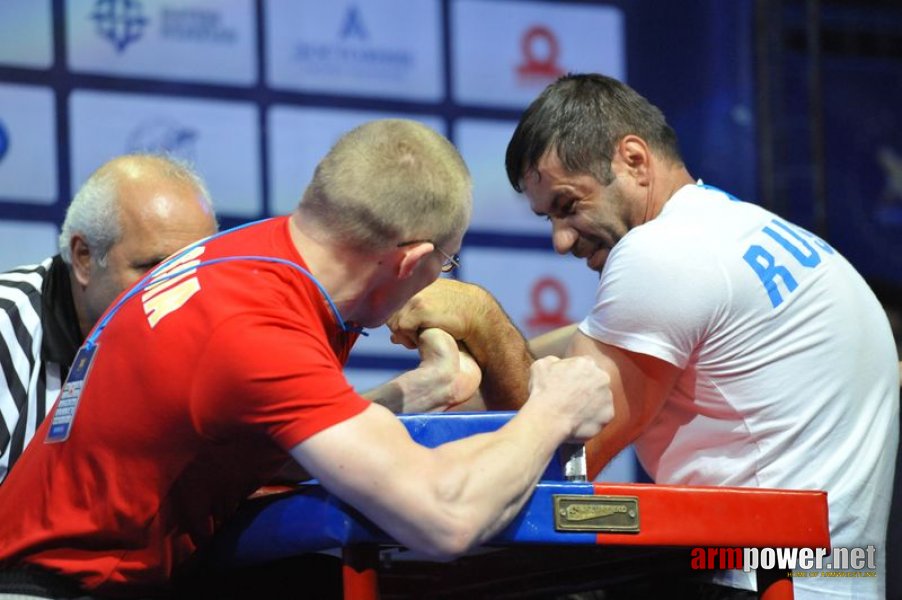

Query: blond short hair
[299,119,472,251]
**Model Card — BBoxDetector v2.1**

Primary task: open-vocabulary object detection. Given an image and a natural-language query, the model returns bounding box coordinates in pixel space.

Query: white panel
[267,106,445,216]
[452,0,625,108]
[69,90,261,216]
[0,84,57,203]
[456,118,547,234]
[460,247,598,339]
[266,0,443,100]
[0,0,53,68]
[0,221,58,272]
[66,0,257,85]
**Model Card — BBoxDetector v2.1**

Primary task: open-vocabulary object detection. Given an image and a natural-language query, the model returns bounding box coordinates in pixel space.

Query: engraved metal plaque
[553,494,640,533]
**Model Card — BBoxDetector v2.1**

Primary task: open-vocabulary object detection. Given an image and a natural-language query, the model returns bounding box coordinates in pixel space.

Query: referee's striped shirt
[0,256,81,485]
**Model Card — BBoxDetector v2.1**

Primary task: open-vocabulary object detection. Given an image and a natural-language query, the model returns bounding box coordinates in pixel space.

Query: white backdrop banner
[266,0,443,100]
[69,90,261,216]
[455,118,547,234]
[452,0,625,108]
[0,84,57,204]
[267,106,445,216]
[0,221,59,272]
[0,0,53,69]
[66,0,257,85]
[461,247,599,339]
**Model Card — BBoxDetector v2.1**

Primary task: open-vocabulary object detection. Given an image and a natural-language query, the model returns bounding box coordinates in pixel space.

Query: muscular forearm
[584,416,638,479]
[424,398,569,549]
[361,369,476,414]
[387,280,536,410]
[407,356,612,553]
[567,333,681,479]
[363,328,482,414]
[296,401,566,559]
[463,308,532,410]
[296,356,613,560]
[361,380,406,413]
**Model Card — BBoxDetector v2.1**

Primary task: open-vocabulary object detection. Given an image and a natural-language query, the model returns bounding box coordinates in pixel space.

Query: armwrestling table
[210,412,830,599]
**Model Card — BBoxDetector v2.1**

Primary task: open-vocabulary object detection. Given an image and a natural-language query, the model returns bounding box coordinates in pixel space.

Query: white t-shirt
[579,183,899,599]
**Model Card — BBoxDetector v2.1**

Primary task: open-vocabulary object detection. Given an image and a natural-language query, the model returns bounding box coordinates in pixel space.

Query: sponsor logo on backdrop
[91,0,149,53]
[525,276,572,335]
[516,25,564,85]
[340,5,368,40]
[0,119,8,161]
[159,7,237,44]
[90,0,237,53]
[292,4,414,81]
[127,118,198,162]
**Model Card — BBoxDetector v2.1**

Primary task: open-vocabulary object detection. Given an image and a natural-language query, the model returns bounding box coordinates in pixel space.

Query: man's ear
[616,135,652,185]
[70,235,93,287]
[396,242,434,280]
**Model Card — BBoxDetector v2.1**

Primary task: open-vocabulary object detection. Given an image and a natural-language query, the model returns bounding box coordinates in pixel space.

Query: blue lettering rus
[742,219,834,308]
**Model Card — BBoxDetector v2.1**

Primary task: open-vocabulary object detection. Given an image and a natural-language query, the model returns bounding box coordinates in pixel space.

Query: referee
[0,154,217,484]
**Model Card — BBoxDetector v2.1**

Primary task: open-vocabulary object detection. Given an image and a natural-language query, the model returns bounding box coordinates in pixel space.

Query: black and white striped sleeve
[0,258,52,485]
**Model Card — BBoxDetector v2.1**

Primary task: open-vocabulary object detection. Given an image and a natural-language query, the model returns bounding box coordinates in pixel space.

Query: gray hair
[59,153,213,265]
[299,119,472,252]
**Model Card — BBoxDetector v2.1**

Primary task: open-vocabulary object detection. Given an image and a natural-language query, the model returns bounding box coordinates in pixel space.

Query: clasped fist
[388,279,492,349]
[528,356,614,442]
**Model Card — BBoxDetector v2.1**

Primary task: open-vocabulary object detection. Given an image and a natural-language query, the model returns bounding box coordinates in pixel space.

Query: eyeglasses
[396,239,461,273]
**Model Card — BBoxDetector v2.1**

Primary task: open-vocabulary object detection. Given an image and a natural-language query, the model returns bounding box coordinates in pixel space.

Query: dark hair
[505,73,683,191]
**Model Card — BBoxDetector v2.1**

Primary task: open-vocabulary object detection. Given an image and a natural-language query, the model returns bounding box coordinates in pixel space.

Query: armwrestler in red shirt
[0,119,614,599]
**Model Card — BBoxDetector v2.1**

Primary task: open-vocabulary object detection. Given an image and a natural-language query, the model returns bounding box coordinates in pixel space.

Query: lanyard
[48,219,364,444]
[84,218,364,349]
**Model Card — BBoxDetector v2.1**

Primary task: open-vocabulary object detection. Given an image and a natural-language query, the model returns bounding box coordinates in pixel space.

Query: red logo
[525,277,571,335]
[516,25,564,84]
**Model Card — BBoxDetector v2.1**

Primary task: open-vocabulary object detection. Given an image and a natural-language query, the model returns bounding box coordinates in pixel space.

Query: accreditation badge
[45,343,99,443]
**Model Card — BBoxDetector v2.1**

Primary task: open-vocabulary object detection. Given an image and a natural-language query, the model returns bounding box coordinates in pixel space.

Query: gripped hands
[527,356,614,442]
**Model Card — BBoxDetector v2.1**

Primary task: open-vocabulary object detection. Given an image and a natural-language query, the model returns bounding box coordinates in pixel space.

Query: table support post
[342,544,380,600]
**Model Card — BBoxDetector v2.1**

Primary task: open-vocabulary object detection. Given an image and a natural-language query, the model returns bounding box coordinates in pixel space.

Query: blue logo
[91,0,149,53]
[293,4,411,80]
[127,118,198,163]
[339,5,368,41]
[0,120,8,162]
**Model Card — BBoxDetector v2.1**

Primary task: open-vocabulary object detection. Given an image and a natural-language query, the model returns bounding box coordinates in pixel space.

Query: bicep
[567,330,681,477]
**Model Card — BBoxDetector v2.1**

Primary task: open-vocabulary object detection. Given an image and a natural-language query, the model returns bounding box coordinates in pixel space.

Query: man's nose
[551,219,578,255]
